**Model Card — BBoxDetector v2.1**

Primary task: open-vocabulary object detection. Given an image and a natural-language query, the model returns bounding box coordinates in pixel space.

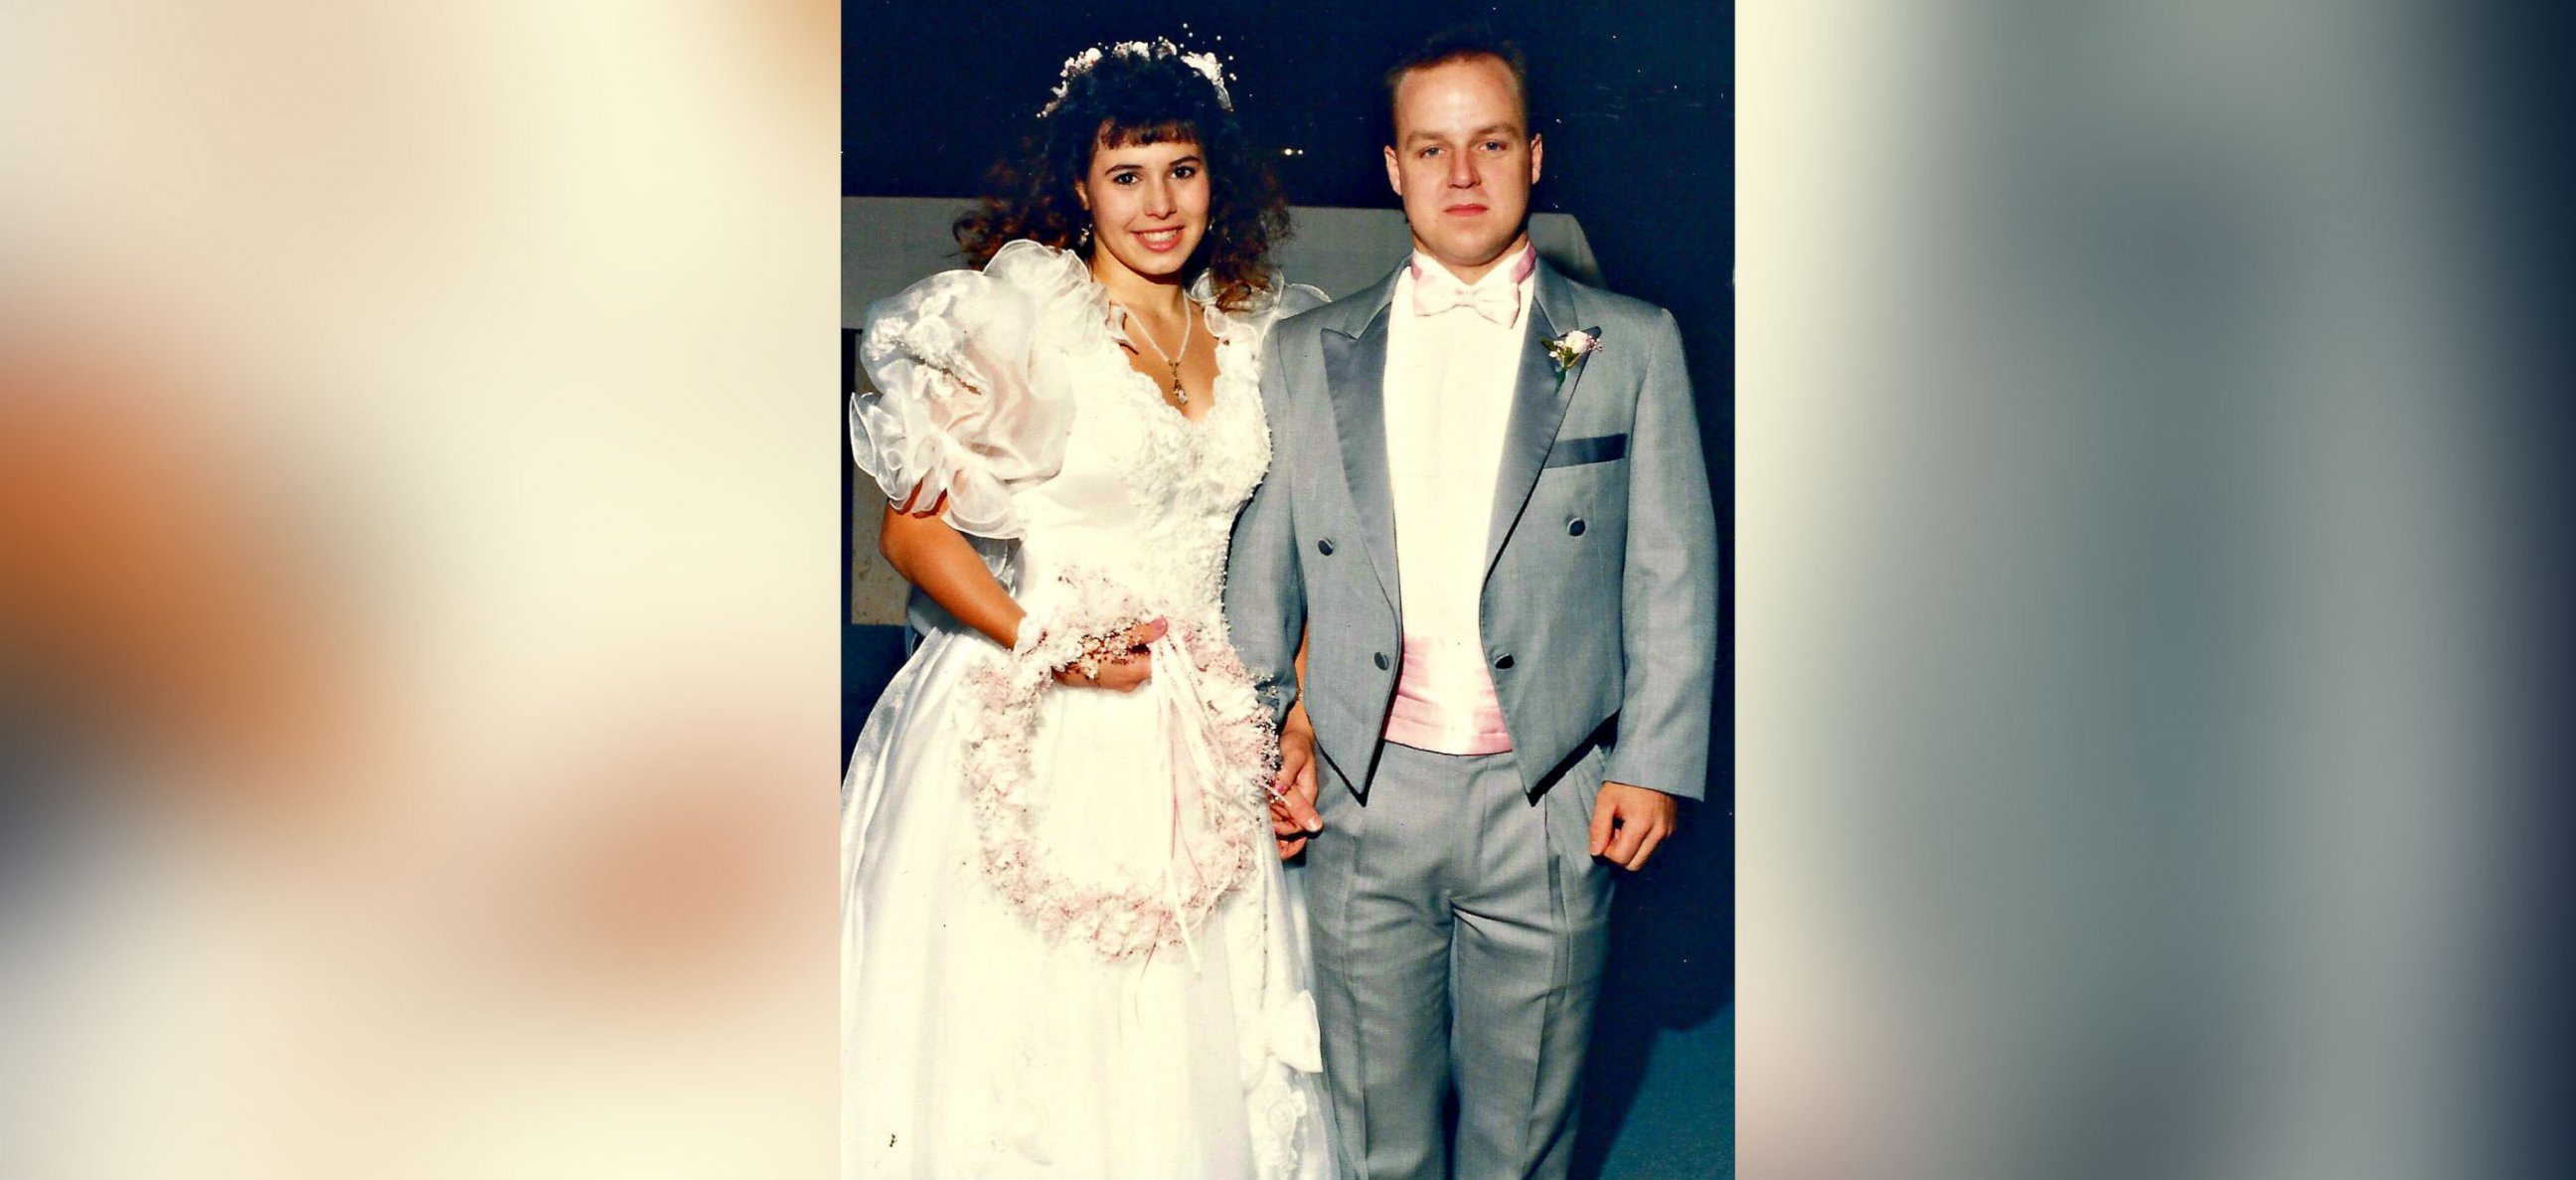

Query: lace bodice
[853,241,1324,629]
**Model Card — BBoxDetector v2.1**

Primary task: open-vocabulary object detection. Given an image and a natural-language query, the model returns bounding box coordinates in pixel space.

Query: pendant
[1170,365,1188,404]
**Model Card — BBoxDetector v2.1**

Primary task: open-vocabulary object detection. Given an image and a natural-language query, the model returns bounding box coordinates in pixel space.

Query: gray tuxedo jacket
[1224,257,1719,801]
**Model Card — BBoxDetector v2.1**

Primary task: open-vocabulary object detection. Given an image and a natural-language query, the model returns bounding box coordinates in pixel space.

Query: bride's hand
[1049,617,1167,692]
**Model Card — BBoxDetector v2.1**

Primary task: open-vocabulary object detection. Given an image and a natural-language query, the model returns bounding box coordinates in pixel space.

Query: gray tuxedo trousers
[1226,258,1718,1180]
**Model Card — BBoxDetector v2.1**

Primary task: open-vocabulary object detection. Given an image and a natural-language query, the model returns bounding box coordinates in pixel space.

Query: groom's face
[1384,56,1543,283]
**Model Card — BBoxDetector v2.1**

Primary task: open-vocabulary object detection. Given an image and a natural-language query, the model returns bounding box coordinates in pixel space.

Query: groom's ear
[1382,144,1403,198]
[1529,132,1544,186]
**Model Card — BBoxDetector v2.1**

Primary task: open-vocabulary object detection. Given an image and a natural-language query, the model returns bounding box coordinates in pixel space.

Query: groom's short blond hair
[1382,26,1532,143]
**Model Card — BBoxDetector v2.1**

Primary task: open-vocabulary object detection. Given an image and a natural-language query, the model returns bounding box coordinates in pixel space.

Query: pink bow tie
[1409,251,1534,326]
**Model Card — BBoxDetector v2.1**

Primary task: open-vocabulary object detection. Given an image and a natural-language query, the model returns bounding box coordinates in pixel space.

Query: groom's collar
[1324,250,1576,342]
[1317,262,1402,341]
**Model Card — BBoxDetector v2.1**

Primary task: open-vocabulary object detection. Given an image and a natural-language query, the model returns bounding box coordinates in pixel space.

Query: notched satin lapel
[1484,265,1590,579]
[1322,295,1401,613]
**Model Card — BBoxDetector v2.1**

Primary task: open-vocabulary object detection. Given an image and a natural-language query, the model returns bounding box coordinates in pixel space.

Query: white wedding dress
[843,240,1334,1179]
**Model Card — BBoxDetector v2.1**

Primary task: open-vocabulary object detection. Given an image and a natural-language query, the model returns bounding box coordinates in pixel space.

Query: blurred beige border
[3,3,842,1176]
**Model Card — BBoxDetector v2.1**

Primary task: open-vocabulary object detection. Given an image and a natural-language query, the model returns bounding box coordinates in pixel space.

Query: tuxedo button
[1373,651,1391,670]
[1493,654,1515,670]
[1567,518,1587,537]
[1317,538,1336,556]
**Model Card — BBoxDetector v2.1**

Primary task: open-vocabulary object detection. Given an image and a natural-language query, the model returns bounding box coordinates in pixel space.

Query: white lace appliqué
[958,568,1278,961]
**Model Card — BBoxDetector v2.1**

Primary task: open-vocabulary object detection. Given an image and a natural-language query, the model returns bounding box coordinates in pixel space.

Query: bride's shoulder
[981,240,1120,340]
[981,239,1088,290]
[865,241,1105,354]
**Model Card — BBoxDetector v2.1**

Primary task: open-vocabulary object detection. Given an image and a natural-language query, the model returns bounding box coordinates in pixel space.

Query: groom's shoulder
[1274,296,1338,341]
[1559,272,1676,334]
[1275,263,1399,344]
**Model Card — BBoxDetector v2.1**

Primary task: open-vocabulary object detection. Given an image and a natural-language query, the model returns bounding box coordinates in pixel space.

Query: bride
[843,39,1334,1179]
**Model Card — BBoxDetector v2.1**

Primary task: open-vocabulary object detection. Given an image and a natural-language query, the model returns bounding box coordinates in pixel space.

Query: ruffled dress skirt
[842,602,1334,1179]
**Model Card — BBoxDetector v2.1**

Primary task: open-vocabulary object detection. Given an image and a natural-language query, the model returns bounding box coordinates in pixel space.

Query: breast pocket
[1541,432,1627,468]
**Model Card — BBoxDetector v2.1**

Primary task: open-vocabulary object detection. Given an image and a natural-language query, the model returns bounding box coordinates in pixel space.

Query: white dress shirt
[1378,246,1535,751]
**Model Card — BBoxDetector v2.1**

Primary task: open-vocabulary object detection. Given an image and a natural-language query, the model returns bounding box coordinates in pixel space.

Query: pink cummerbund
[1381,634,1516,756]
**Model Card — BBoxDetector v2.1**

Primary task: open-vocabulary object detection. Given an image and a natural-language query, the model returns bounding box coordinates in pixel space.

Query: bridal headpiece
[1040,38,1232,117]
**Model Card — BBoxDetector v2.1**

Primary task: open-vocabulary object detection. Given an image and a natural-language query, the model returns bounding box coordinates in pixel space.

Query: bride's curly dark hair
[956,45,1291,311]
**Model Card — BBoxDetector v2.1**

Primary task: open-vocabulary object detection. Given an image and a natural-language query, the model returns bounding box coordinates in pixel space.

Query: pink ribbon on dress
[1381,634,1516,756]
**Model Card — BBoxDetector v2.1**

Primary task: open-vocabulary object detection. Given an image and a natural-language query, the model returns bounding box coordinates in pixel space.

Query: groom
[1225,28,1719,1180]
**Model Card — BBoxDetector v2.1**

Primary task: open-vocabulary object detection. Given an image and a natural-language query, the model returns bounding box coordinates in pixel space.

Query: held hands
[1048,617,1166,692]
[1588,781,1679,870]
[1270,706,1323,859]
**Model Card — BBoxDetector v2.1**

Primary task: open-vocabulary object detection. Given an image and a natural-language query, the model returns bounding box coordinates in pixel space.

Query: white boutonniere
[1543,328,1602,373]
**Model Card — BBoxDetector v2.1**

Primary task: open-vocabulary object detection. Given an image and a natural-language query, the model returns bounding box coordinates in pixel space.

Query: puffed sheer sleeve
[850,266,1072,539]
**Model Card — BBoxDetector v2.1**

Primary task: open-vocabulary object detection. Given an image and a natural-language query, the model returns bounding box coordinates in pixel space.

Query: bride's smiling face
[1075,133,1211,282]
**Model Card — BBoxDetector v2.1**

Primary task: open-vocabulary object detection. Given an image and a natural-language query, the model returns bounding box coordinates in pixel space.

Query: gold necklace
[1118,300,1195,404]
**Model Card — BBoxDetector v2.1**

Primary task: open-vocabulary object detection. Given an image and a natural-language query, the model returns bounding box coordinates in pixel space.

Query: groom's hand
[1589,782,1679,870]
[1271,706,1323,859]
